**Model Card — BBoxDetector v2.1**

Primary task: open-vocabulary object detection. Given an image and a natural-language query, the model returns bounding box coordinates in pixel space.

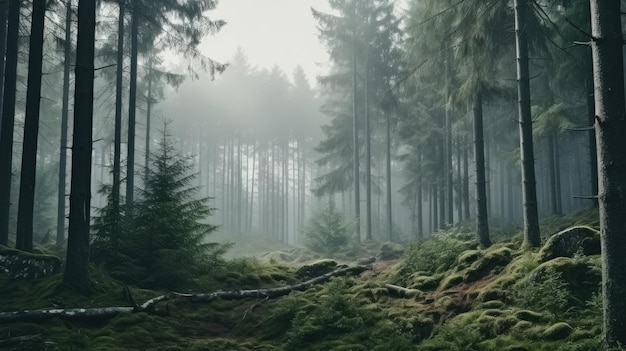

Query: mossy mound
[0,245,62,279]
[539,226,600,262]
[541,322,573,340]
[378,242,405,261]
[294,259,340,279]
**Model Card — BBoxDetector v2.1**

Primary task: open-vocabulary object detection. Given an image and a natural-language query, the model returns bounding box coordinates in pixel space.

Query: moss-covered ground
[0,209,612,350]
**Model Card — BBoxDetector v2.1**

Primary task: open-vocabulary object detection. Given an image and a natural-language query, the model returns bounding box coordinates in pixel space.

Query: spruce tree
[93,121,226,289]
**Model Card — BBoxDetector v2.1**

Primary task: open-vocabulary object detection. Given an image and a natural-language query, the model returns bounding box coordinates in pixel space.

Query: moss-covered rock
[531,256,601,301]
[378,242,405,261]
[0,245,62,279]
[541,322,573,340]
[294,259,339,279]
[464,246,514,283]
[539,226,600,262]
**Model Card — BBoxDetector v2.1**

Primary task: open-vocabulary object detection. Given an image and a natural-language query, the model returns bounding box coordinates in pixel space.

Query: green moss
[479,300,505,309]
[514,310,546,322]
[438,274,464,290]
[542,322,573,340]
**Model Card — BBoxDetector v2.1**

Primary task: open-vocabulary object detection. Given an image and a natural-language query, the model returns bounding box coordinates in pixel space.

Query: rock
[0,245,61,280]
[295,259,338,279]
[542,322,573,340]
[378,242,405,261]
[539,226,600,262]
[357,256,376,265]
[514,310,545,323]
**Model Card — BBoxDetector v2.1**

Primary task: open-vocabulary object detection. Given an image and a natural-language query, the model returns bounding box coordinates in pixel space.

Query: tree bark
[112,0,125,243]
[473,91,491,248]
[16,0,46,252]
[463,136,470,220]
[514,0,541,248]
[64,0,97,295]
[385,112,392,241]
[0,0,20,246]
[589,0,626,347]
[352,49,361,242]
[126,0,139,215]
[585,74,598,207]
[144,55,153,185]
[364,62,372,241]
[57,0,73,246]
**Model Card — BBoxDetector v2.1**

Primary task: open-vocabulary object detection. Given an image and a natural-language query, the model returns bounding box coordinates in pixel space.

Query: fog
[0,0,598,256]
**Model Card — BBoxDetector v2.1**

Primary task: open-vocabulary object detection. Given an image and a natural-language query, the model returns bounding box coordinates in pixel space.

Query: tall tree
[15,0,47,252]
[126,0,139,213]
[588,0,626,347]
[57,0,74,245]
[64,0,96,294]
[112,0,125,244]
[0,0,19,246]
[514,0,540,248]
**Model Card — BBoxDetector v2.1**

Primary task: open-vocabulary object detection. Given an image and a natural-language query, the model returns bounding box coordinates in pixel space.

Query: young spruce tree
[93,121,226,289]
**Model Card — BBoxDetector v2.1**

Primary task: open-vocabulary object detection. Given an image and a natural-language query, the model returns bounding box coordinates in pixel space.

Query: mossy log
[0,265,371,323]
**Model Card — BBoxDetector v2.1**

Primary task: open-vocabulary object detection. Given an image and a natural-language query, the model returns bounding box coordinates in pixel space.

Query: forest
[0,0,625,350]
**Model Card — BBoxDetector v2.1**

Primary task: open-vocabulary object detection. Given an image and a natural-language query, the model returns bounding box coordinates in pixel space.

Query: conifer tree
[93,121,225,289]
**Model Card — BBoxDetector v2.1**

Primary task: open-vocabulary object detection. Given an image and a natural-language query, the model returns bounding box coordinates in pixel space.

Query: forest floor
[0,209,609,351]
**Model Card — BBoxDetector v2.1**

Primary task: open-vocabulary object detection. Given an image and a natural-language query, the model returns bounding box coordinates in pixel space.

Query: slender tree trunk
[417,149,423,239]
[386,113,392,241]
[589,1,626,347]
[16,0,46,252]
[514,0,541,248]
[473,91,491,248]
[364,63,372,241]
[248,143,256,233]
[144,56,153,184]
[585,75,598,207]
[554,135,562,214]
[548,135,558,215]
[64,0,96,294]
[0,1,7,111]
[462,136,470,220]
[112,0,124,242]
[57,0,73,245]
[438,140,445,229]
[456,136,462,221]
[126,0,139,215]
[0,0,19,245]
[432,182,438,232]
[445,59,454,225]
[352,49,361,241]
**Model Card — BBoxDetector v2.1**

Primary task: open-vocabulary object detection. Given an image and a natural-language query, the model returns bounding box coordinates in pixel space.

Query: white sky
[198,0,334,85]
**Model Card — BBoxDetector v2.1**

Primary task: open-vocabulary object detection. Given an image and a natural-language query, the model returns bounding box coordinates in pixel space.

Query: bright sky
[199,0,334,85]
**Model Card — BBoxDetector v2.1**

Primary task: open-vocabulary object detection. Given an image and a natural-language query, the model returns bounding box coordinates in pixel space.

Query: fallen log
[0,264,370,323]
[172,264,370,302]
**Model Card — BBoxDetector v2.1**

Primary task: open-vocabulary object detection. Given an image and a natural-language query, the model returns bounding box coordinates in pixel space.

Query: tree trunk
[144,55,153,184]
[585,74,598,207]
[126,0,139,215]
[64,0,96,295]
[548,135,558,215]
[385,113,392,241]
[514,0,541,248]
[112,0,125,243]
[352,49,361,242]
[0,0,20,246]
[463,136,470,220]
[364,62,372,241]
[445,59,454,225]
[57,0,73,246]
[589,0,626,347]
[0,0,7,111]
[15,0,46,252]
[473,91,491,248]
